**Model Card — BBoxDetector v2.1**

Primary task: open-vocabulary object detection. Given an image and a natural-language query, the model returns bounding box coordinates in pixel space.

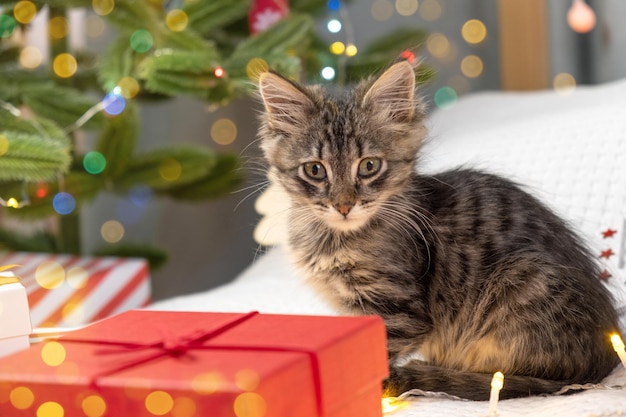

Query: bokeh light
[327,19,342,33]
[214,67,225,78]
[37,401,64,417]
[53,53,78,78]
[553,72,576,94]
[395,0,418,16]
[567,0,596,33]
[235,370,260,391]
[85,14,106,38]
[327,0,340,11]
[419,0,442,21]
[211,118,237,145]
[460,55,484,78]
[330,41,345,55]
[35,261,65,290]
[345,44,358,57]
[172,397,196,417]
[118,76,140,98]
[434,86,458,109]
[83,151,107,174]
[166,9,188,32]
[52,191,76,215]
[130,29,153,53]
[426,33,450,58]
[92,0,114,16]
[233,392,266,417]
[41,341,66,367]
[36,182,49,199]
[49,16,68,40]
[13,1,38,24]
[191,372,224,395]
[461,19,487,44]
[0,134,8,156]
[145,391,174,416]
[6,198,19,208]
[101,220,125,243]
[0,15,17,38]
[448,74,471,96]
[371,0,394,21]
[246,57,269,81]
[66,266,88,289]
[82,395,107,417]
[159,159,182,181]
[321,66,335,80]
[129,184,152,207]
[19,46,43,69]
[10,386,34,410]
[102,91,126,116]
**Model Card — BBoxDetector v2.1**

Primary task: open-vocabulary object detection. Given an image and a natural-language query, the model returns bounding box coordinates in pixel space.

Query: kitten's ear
[258,72,314,133]
[362,61,416,122]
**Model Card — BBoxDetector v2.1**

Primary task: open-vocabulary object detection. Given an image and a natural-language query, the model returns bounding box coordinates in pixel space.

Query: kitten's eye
[358,158,382,178]
[303,162,327,181]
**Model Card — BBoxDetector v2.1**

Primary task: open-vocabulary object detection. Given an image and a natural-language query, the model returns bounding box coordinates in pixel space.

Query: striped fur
[257,61,621,400]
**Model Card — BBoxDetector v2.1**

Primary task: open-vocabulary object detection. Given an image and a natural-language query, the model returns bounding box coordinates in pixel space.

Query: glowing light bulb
[611,334,626,370]
[321,66,335,80]
[214,66,225,78]
[6,198,19,208]
[381,397,409,414]
[488,371,504,417]
[327,19,342,33]
[567,0,596,33]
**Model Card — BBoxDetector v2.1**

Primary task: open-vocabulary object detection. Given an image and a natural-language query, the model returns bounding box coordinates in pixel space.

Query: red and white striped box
[0,252,151,328]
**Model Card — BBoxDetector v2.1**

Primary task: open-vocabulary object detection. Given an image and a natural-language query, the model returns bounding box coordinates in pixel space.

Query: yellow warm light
[101,220,125,243]
[426,33,450,58]
[211,118,237,146]
[41,341,66,367]
[345,44,358,57]
[172,397,197,417]
[462,19,487,44]
[118,76,140,98]
[395,0,418,16]
[82,395,107,417]
[191,372,224,395]
[145,391,174,416]
[246,57,269,81]
[49,16,68,40]
[233,392,266,417]
[235,369,260,391]
[53,53,78,78]
[6,198,19,208]
[330,41,345,55]
[92,0,114,16]
[419,0,442,21]
[37,401,64,417]
[371,0,394,22]
[166,9,188,32]
[19,45,43,69]
[611,333,626,370]
[35,261,65,289]
[553,72,576,95]
[13,1,37,24]
[158,158,182,182]
[10,386,35,410]
[381,396,410,414]
[460,54,484,78]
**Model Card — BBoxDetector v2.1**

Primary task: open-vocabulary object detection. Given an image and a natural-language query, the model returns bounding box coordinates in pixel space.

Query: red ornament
[401,50,416,64]
[598,269,612,281]
[602,228,617,238]
[599,248,615,259]
[248,0,289,34]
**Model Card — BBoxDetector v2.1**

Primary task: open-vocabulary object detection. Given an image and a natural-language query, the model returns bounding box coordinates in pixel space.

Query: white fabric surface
[152,79,626,416]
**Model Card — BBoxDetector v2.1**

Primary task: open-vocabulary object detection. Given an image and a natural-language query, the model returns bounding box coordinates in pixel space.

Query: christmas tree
[0,0,431,267]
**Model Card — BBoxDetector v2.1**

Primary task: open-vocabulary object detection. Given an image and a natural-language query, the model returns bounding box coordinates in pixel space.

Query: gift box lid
[0,310,389,417]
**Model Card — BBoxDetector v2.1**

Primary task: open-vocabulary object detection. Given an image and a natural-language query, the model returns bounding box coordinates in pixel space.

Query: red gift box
[0,310,388,417]
[0,251,151,328]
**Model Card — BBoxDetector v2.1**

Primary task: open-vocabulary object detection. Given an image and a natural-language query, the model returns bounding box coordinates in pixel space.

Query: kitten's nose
[334,203,353,217]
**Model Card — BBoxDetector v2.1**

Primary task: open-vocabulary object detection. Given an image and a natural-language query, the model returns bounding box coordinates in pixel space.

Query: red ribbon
[57,311,324,415]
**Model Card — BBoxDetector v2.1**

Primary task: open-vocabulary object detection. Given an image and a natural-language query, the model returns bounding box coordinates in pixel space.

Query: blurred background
[1,0,624,301]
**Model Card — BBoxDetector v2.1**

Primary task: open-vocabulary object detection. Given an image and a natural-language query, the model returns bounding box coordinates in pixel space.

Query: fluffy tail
[385,362,578,401]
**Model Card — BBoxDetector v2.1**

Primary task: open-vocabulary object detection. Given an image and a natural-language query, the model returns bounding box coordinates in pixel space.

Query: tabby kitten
[257,60,621,400]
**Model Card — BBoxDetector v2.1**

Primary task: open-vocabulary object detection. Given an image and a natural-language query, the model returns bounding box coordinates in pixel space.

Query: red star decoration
[599,248,615,259]
[602,228,617,238]
[598,269,612,281]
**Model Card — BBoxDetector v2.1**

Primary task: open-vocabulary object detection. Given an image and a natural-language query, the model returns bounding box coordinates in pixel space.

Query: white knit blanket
[153,79,626,417]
